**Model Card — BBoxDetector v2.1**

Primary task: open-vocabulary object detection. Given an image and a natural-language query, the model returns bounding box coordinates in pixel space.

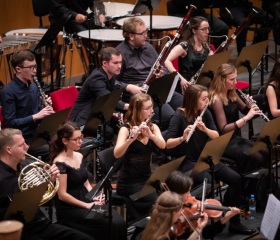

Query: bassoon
[142,4,197,91]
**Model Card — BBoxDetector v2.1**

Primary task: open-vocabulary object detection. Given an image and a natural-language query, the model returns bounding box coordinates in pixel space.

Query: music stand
[190,130,234,197]
[28,108,71,152]
[235,40,268,96]
[4,182,48,223]
[147,72,179,128]
[131,0,161,41]
[251,116,280,193]
[130,156,185,201]
[196,50,232,86]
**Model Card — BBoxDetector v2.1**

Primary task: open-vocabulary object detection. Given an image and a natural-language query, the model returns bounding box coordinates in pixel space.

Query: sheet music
[260,194,280,240]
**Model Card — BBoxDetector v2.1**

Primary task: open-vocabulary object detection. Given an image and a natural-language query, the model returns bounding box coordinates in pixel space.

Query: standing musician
[0,128,94,240]
[165,84,256,235]
[0,50,54,160]
[208,63,268,173]
[141,191,209,240]
[165,16,213,94]
[115,17,183,130]
[49,121,127,240]
[114,92,166,221]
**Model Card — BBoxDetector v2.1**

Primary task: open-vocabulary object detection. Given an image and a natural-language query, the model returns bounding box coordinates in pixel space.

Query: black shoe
[228,222,256,235]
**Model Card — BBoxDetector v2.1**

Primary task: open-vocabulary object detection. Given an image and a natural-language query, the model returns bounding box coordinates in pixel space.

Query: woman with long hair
[164,16,213,93]
[114,92,166,221]
[49,121,126,240]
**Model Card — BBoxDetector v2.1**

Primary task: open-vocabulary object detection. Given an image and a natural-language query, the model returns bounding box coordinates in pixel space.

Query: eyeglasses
[197,27,210,32]
[19,64,37,71]
[69,134,84,142]
[131,30,148,36]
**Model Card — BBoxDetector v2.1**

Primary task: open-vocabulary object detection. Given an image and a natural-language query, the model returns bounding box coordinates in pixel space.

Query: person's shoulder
[116,41,126,50]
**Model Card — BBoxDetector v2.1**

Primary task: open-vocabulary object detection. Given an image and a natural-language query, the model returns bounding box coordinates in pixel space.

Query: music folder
[4,182,48,223]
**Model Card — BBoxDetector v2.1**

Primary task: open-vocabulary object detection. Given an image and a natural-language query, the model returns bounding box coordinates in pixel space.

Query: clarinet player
[1,50,54,161]
[165,84,256,235]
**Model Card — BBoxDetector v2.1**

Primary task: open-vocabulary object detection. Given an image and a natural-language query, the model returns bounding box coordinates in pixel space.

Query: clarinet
[236,89,270,122]
[33,76,51,107]
[142,4,197,91]
[130,113,155,138]
[185,103,208,143]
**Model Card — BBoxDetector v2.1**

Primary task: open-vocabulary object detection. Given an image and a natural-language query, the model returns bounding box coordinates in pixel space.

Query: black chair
[32,0,51,28]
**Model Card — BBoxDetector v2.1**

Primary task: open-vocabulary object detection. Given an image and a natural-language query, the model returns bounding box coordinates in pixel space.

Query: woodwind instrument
[236,89,270,122]
[189,8,258,85]
[130,113,155,138]
[185,103,208,143]
[33,76,51,107]
[142,4,197,91]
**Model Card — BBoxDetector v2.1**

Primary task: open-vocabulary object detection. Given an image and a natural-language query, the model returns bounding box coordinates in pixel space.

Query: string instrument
[142,4,197,91]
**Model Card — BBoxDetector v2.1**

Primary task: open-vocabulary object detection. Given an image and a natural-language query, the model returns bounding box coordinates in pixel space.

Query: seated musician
[164,16,214,94]
[208,63,268,173]
[0,128,94,240]
[141,191,209,240]
[69,47,126,137]
[165,84,256,235]
[50,0,106,33]
[114,92,166,221]
[115,17,183,130]
[0,50,54,161]
[49,121,127,240]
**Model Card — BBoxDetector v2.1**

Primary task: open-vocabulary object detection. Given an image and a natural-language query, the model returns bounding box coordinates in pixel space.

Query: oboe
[130,113,155,138]
[33,76,51,107]
[185,103,208,143]
[236,89,270,122]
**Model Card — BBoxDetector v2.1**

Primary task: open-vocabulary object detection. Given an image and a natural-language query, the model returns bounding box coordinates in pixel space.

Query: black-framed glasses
[19,64,37,71]
[69,134,84,142]
[131,30,148,36]
[197,27,210,32]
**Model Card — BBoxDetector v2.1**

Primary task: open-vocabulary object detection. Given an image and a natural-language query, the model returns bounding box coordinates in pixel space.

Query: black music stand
[28,108,71,152]
[131,0,161,41]
[196,50,232,86]
[4,182,48,223]
[251,116,280,193]
[130,156,185,201]
[147,72,179,129]
[235,40,269,96]
[190,130,234,198]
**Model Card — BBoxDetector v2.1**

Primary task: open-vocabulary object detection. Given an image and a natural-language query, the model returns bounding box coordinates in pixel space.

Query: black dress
[55,160,126,240]
[117,124,157,220]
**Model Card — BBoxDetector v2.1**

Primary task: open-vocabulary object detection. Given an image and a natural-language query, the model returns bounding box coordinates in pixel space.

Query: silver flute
[33,76,51,107]
[236,89,270,122]
[130,113,155,138]
[185,103,208,143]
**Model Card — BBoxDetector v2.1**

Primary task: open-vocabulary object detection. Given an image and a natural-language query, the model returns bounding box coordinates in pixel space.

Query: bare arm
[266,85,280,118]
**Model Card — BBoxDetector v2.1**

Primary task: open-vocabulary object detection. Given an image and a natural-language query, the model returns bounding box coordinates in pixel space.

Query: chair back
[0,106,5,129]
[32,0,51,27]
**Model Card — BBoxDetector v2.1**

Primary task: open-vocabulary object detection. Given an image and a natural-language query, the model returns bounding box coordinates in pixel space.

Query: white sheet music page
[260,194,280,240]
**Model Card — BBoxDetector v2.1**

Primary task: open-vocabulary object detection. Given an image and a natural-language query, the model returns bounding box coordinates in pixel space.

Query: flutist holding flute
[0,50,54,160]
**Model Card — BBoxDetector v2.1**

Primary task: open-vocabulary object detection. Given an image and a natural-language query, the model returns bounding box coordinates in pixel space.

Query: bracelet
[233,121,238,129]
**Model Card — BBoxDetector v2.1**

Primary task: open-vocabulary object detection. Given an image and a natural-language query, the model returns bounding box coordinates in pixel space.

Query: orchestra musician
[49,121,127,240]
[0,50,54,161]
[164,16,214,94]
[114,92,166,221]
[141,191,209,240]
[0,128,94,240]
[165,84,256,235]
[115,17,183,130]
[208,63,268,173]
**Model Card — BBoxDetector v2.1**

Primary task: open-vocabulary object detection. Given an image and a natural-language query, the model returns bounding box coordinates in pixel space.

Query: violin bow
[201,178,207,213]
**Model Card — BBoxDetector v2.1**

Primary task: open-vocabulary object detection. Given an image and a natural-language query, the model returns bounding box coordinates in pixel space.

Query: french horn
[18,153,59,206]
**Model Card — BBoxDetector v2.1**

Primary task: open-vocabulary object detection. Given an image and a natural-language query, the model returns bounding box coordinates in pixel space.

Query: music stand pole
[204,155,215,198]
[146,0,153,43]
[262,136,273,193]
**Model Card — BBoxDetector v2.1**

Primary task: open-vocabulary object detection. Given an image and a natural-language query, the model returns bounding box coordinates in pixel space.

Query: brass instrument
[142,4,197,91]
[130,113,155,138]
[186,103,208,143]
[33,76,51,107]
[236,89,270,122]
[18,153,59,206]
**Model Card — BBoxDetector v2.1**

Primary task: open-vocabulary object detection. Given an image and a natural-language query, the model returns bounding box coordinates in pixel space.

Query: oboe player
[165,84,256,235]
[1,50,54,160]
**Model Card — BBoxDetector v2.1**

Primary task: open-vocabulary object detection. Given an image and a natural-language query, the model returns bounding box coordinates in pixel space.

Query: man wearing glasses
[1,50,54,159]
[116,17,183,130]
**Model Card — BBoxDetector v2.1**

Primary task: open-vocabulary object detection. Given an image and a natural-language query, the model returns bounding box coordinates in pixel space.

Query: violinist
[141,191,208,240]
[165,84,256,235]
[165,171,241,239]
